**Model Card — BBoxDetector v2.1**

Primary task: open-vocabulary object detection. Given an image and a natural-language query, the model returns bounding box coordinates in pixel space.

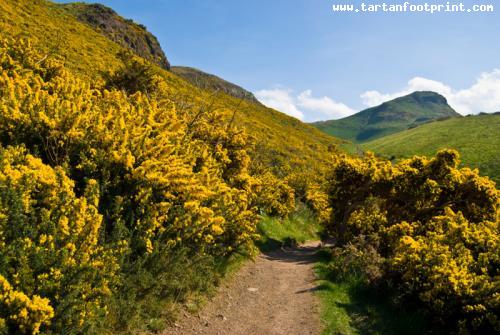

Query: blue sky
[56,0,500,121]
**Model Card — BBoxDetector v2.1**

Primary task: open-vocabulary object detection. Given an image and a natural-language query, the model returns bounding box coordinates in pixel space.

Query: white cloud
[297,90,355,119]
[254,88,304,120]
[254,88,355,121]
[361,69,500,115]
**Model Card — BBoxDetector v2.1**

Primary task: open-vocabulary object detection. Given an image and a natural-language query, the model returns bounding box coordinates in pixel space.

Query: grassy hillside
[362,113,500,184]
[0,0,339,177]
[0,0,124,77]
[313,91,461,143]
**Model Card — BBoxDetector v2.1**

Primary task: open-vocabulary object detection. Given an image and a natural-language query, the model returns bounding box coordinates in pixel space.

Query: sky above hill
[56,0,500,121]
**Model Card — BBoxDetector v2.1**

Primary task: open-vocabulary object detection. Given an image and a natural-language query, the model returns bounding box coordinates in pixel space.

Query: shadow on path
[261,242,321,265]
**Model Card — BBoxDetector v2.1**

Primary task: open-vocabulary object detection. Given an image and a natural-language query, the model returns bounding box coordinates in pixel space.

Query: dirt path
[164,242,322,335]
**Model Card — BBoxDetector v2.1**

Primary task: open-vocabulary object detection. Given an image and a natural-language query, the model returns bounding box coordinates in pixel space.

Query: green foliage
[313,91,460,143]
[257,207,321,250]
[362,113,500,184]
[325,149,500,333]
[106,247,221,333]
[315,251,430,335]
[326,236,384,285]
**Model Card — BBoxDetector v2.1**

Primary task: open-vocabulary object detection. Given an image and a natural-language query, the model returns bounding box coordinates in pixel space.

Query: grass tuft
[256,206,321,251]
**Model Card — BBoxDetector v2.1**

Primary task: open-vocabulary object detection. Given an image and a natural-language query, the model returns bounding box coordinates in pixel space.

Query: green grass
[362,113,500,184]
[314,251,430,335]
[103,245,255,334]
[256,207,321,251]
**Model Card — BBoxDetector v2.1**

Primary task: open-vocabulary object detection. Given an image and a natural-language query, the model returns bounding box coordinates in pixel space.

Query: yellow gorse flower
[326,149,500,332]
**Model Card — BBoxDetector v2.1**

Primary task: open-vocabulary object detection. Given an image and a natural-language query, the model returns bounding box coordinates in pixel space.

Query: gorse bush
[0,37,293,333]
[285,171,332,225]
[392,209,499,332]
[103,50,161,95]
[1,0,340,192]
[252,171,295,217]
[0,147,118,333]
[0,275,53,334]
[326,150,499,333]
[0,37,260,254]
[327,235,384,284]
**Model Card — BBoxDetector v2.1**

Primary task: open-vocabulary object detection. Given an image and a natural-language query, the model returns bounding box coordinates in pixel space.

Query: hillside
[61,2,170,69]
[0,0,123,76]
[313,91,461,143]
[0,0,339,177]
[0,1,340,333]
[362,113,500,184]
[172,66,260,103]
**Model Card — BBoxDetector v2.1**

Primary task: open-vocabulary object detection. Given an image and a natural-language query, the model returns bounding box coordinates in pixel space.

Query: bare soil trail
[163,242,322,335]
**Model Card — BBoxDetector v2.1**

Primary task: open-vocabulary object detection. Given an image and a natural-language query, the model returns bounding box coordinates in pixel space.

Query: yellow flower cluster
[0,146,120,332]
[0,275,53,334]
[0,37,260,254]
[392,209,499,330]
[0,37,271,332]
[252,171,295,217]
[327,149,499,332]
[304,183,332,224]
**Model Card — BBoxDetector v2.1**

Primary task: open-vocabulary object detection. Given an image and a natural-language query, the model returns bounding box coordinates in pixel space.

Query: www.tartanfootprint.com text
[332,1,494,14]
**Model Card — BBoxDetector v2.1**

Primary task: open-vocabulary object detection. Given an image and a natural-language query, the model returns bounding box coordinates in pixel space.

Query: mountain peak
[313,91,461,143]
[403,91,449,105]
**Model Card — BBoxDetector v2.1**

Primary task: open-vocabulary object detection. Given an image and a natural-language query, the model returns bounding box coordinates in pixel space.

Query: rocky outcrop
[171,66,260,103]
[62,3,170,70]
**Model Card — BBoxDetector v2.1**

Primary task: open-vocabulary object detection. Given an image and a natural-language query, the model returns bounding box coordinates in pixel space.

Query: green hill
[362,113,500,184]
[312,91,461,143]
